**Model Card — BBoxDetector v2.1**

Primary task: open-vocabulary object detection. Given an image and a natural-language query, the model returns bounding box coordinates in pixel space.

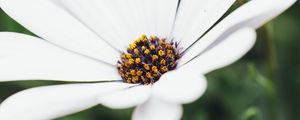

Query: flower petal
[0,32,121,82]
[179,0,296,66]
[54,0,131,49]
[0,0,119,64]
[156,0,179,38]
[55,0,179,47]
[183,27,256,74]
[0,82,134,120]
[172,0,235,49]
[98,85,151,109]
[132,97,183,120]
[153,68,207,104]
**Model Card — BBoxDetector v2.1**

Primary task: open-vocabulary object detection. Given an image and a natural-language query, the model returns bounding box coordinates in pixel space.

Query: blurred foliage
[0,1,300,120]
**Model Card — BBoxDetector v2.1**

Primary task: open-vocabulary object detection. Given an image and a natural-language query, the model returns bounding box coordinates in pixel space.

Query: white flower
[0,0,295,120]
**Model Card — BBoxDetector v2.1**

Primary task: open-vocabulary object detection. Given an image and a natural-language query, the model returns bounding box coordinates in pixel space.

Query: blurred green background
[0,1,299,120]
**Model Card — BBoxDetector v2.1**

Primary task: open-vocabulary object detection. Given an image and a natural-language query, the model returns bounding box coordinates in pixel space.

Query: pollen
[144,49,150,55]
[158,50,165,56]
[135,58,141,64]
[117,35,181,85]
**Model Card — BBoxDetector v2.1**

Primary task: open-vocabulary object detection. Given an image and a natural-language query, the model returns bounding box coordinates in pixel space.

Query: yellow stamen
[144,49,150,54]
[141,46,146,51]
[144,64,150,70]
[130,70,136,76]
[121,54,126,59]
[152,66,158,73]
[133,76,139,83]
[135,58,141,64]
[150,36,155,42]
[146,72,151,78]
[127,78,132,83]
[126,54,132,59]
[124,62,130,68]
[128,59,135,64]
[167,50,173,54]
[158,50,165,56]
[160,59,166,65]
[150,45,155,50]
[166,44,171,49]
[161,66,168,73]
[134,48,139,55]
[152,55,159,61]
[130,43,137,49]
[137,70,143,76]
[168,54,173,58]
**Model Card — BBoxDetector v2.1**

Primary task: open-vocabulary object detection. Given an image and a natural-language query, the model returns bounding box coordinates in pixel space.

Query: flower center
[117,35,181,85]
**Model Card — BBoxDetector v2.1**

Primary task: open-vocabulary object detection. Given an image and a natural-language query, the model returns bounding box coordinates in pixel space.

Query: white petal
[183,27,256,74]
[98,85,151,109]
[179,0,296,66]
[0,82,134,120]
[54,0,132,49]
[172,0,235,49]
[153,68,207,104]
[0,0,119,64]
[0,32,121,82]
[143,0,159,36]
[156,0,179,37]
[133,97,183,120]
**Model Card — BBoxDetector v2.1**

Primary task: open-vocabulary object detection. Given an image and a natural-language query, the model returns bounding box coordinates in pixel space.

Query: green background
[0,1,299,120]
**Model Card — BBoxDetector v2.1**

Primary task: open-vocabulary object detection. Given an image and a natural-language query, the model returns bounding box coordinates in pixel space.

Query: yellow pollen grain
[150,45,155,50]
[160,59,166,65]
[137,70,143,76]
[130,43,137,49]
[161,66,168,73]
[150,36,155,42]
[134,48,139,55]
[141,34,147,39]
[125,54,132,59]
[126,72,130,75]
[128,59,134,64]
[170,62,175,67]
[146,72,151,78]
[127,78,132,83]
[141,46,146,51]
[135,58,141,64]
[168,54,173,58]
[121,54,126,59]
[144,49,150,54]
[130,70,136,76]
[124,62,130,68]
[134,40,140,44]
[158,50,165,56]
[133,76,139,83]
[158,46,163,50]
[152,66,158,72]
[166,44,171,49]
[152,55,159,61]
[144,64,150,70]
[167,50,173,54]
[160,41,166,46]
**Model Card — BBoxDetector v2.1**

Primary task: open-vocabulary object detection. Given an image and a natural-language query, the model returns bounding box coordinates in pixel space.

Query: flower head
[0,0,295,120]
[117,35,181,84]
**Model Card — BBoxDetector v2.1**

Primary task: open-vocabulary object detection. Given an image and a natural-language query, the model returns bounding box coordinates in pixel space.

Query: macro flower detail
[0,0,296,120]
[117,35,181,84]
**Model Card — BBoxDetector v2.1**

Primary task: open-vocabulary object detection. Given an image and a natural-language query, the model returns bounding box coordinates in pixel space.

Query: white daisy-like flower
[0,0,295,120]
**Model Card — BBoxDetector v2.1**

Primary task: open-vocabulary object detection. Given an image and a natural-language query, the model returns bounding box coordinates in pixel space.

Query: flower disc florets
[117,35,181,85]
